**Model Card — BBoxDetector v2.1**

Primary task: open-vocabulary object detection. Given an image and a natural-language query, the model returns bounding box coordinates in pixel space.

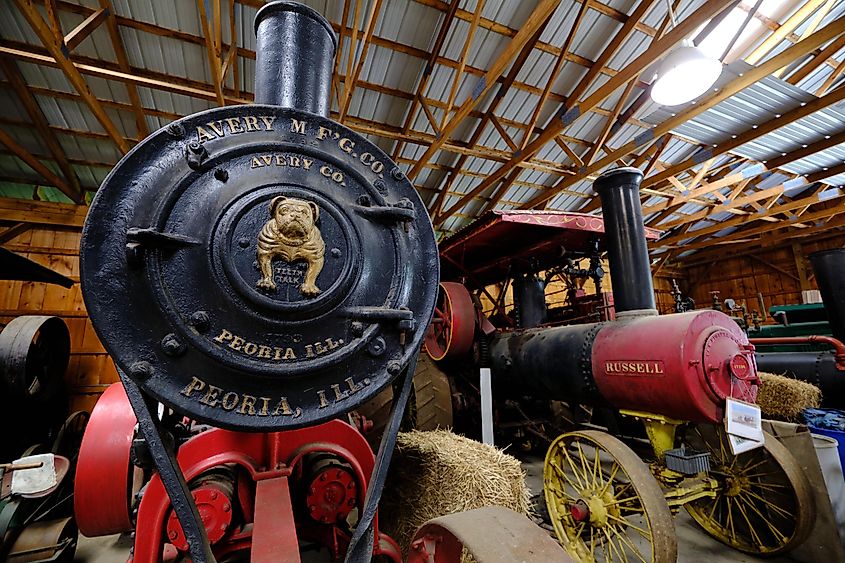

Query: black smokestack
[809,248,845,342]
[253,2,337,116]
[593,167,656,315]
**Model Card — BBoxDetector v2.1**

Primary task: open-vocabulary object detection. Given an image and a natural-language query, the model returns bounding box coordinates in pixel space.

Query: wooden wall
[678,235,845,318]
[1,227,115,415]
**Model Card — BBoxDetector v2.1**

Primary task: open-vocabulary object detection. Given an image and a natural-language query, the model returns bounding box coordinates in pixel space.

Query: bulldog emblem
[256,196,325,297]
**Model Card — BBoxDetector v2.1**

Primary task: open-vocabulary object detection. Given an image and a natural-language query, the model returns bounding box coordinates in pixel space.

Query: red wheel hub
[424,282,476,361]
[166,482,234,551]
[306,465,357,524]
[570,501,589,522]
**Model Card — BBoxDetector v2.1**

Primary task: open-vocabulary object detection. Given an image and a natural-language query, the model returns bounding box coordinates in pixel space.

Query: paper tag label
[728,433,764,455]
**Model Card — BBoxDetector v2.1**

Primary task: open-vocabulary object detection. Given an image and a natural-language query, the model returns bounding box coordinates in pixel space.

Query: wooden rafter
[439,0,485,131]
[63,7,107,51]
[437,0,733,225]
[97,0,149,138]
[407,0,562,180]
[745,0,827,64]
[339,0,385,120]
[644,82,845,191]
[523,15,845,212]
[197,0,226,106]
[12,0,129,154]
[0,128,75,200]
[429,16,555,218]
[390,0,460,161]
[0,58,82,202]
[0,197,87,228]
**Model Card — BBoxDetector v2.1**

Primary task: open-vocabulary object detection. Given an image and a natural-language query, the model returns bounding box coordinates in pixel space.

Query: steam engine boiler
[73,2,438,561]
[434,167,760,426]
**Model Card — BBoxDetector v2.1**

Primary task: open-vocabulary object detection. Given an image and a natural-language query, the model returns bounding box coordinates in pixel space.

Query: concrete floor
[73,457,806,562]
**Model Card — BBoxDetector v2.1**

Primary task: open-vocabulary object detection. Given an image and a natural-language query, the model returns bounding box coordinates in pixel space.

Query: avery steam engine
[73,2,439,561]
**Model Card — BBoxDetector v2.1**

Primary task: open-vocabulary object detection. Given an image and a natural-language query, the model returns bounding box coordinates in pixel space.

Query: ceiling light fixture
[651,40,723,106]
[650,1,723,107]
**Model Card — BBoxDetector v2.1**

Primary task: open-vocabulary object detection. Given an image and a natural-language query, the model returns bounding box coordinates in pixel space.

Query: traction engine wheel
[424,282,475,361]
[684,425,814,555]
[544,430,677,563]
[355,355,453,449]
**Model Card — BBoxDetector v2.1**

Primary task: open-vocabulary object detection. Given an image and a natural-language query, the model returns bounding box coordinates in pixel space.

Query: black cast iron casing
[81,105,439,431]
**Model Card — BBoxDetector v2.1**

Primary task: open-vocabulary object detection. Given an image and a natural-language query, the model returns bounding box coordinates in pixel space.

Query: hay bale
[757,372,822,421]
[379,430,532,556]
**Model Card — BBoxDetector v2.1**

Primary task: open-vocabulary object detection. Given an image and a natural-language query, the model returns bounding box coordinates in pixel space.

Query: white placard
[725,398,764,442]
[728,433,764,455]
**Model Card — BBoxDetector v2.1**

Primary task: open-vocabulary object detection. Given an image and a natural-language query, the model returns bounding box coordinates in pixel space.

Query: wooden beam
[748,253,800,281]
[439,0,485,131]
[746,0,827,64]
[429,11,556,217]
[0,223,33,244]
[0,197,88,228]
[63,7,107,51]
[0,58,83,202]
[816,56,845,95]
[0,128,75,200]
[787,32,845,84]
[339,0,384,120]
[518,0,590,151]
[436,0,733,224]
[548,17,845,212]
[407,0,562,180]
[12,0,130,153]
[792,242,812,290]
[197,0,225,106]
[390,0,460,160]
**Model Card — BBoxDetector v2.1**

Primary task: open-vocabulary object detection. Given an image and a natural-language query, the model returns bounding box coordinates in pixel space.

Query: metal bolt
[390,167,405,181]
[188,142,203,154]
[189,311,210,332]
[351,322,365,337]
[210,491,218,500]
[374,179,387,194]
[214,168,229,182]
[367,336,386,357]
[320,473,327,481]
[387,361,402,375]
[166,123,185,137]
[129,361,153,380]
[169,530,178,540]
[331,247,341,258]
[238,237,250,249]
[222,503,230,512]
[357,194,371,207]
[161,333,186,357]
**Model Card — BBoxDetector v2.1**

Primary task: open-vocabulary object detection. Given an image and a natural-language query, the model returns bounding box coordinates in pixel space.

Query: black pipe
[513,273,547,328]
[254,1,337,116]
[593,167,656,314]
[756,351,845,408]
[809,248,845,342]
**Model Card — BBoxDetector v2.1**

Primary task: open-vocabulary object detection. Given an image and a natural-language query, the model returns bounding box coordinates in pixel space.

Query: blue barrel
[808,424,845,476]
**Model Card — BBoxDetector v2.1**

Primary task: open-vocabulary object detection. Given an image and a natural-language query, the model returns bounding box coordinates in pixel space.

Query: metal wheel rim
[544,430,677,563]
[424,282,474,361]
[684,426,815,555]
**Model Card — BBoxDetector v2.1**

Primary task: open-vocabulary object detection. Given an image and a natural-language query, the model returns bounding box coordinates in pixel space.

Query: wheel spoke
[550,460,582,496]
[562,447,588,490]
[611,523,649,563]
[742,489,792,519]
[734,495,764,547]
[737,492,789,543]
[725,496,736,541]
[607,514,652,540]
[598,464,621,496]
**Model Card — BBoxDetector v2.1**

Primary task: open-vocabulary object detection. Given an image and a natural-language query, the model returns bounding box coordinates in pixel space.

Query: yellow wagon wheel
[684,425,815,555]
[544,430,677,563]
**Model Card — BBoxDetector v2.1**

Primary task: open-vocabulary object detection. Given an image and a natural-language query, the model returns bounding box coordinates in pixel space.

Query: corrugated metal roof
[1,0,843,250]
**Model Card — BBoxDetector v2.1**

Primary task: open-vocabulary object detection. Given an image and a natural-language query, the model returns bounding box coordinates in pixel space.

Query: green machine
[748,302,832,352]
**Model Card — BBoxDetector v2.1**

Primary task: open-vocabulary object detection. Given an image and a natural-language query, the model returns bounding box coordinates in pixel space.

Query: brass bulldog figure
[256,196,325,296]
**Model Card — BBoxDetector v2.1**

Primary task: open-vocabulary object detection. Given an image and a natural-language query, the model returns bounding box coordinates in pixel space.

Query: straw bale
[379,430,532,557]
[757,372,822,421]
